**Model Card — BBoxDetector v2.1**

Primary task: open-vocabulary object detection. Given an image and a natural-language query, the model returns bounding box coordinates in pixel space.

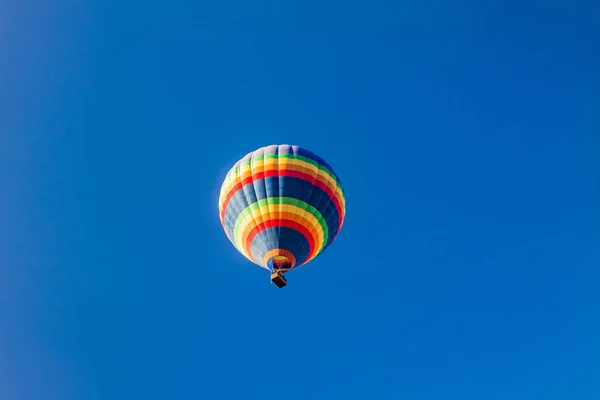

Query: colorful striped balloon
[218,144,346,278]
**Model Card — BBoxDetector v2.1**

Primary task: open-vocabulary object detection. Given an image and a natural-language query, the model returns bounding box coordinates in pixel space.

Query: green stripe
[233,197,329,251]
[226,154,345,200]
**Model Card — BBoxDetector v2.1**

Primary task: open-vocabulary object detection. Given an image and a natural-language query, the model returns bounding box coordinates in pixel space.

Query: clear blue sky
[1,1,599,399]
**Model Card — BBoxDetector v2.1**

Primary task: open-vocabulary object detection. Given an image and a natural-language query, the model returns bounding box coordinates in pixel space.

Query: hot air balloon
[218,144,346,288]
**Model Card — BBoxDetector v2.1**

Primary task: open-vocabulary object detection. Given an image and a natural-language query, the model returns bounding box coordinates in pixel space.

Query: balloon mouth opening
[268,255,293,271]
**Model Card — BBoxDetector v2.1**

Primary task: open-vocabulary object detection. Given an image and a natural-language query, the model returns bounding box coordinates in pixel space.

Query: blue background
[1,1,599,399]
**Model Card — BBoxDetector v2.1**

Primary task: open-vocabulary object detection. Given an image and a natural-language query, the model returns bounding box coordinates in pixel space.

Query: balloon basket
[270,271,287,288]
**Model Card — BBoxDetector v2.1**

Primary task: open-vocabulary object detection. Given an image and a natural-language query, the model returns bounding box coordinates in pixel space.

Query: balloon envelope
[218,144,346,273]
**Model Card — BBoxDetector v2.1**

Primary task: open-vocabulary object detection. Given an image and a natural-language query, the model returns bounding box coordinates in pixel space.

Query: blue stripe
[250,227,311,268]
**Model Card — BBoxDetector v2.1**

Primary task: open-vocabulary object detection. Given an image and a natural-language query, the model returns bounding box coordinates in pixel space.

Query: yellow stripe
[263,249,297,269]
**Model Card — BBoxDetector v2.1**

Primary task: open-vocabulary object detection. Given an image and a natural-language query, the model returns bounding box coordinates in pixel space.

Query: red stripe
[244,219,316,264]
[220,169,343,229]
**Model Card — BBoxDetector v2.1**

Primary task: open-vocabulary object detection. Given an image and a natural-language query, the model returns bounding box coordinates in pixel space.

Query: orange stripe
[263,249,297,268]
